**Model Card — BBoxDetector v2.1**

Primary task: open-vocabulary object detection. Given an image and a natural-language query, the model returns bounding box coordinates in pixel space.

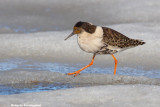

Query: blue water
[0,24,39,33]
[0,82,74,95]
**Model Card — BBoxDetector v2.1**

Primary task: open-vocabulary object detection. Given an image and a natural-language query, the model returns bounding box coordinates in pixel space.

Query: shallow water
[0,83,73,95]
[0,59,159,78]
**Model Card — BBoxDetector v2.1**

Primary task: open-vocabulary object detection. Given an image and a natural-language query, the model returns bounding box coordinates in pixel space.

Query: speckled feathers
[102,27,145,48]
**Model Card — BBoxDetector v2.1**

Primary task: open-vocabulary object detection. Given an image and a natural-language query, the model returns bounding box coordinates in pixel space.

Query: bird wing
[102,27,144,48]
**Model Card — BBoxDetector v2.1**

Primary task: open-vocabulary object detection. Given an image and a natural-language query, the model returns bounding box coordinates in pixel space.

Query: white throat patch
[77,26,104,53]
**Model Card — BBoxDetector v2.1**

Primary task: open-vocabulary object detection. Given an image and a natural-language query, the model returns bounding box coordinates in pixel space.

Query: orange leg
[111,54,118,75]
[67,54,96,76]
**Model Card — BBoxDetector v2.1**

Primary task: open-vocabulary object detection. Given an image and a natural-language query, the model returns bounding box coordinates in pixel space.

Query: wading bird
[65,21,145,76]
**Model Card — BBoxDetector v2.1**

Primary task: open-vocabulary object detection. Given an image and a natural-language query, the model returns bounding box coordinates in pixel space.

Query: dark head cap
[74,21,85,27]
[64,21,96,40]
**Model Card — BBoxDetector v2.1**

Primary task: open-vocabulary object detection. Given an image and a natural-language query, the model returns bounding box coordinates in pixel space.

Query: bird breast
[77,26,104,53]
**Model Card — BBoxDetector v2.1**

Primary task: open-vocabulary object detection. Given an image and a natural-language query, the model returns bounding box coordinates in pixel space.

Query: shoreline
[0,84,160,107]
[0,71,159,86]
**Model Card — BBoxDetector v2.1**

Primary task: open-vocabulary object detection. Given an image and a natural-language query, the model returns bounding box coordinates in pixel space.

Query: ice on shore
[0,71,160,106]
[0,71,159,86]
[1,70,159,106]
[0,84,159,107]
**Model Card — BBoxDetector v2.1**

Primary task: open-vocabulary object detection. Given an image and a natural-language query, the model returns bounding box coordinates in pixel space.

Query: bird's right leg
[67,54,96,76]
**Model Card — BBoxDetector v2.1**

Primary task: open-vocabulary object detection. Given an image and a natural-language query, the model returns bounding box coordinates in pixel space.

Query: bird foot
[66,71,81,77]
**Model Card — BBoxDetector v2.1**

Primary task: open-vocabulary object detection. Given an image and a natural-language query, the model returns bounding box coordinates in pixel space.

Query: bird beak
[64,32,74,40]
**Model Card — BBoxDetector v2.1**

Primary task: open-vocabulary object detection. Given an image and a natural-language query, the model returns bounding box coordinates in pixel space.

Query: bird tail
[132,39,145,46]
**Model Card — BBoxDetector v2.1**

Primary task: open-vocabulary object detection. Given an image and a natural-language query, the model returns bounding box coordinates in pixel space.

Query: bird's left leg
[111,54,118,75]
[67,54,96,76]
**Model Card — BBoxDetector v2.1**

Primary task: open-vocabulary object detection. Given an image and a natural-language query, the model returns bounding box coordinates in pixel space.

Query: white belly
[77,26,104,53]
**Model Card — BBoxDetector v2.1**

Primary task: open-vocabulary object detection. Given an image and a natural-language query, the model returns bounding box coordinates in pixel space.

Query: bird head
[64,21,85,40]
[65,21,94,40]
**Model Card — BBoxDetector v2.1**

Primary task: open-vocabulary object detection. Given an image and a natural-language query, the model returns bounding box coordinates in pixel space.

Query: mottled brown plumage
[102,27,145,48]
